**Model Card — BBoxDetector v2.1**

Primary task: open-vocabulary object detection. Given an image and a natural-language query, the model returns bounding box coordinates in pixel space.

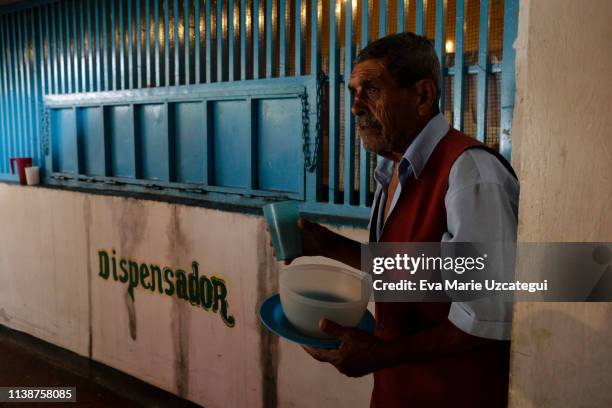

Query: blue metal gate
[0,0,518,222]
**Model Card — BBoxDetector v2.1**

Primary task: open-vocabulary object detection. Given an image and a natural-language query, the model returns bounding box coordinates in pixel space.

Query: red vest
[371,128,513,408]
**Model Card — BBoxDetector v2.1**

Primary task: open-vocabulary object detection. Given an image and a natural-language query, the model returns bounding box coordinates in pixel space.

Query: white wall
[0,183,372,408]
[510,0,612,406]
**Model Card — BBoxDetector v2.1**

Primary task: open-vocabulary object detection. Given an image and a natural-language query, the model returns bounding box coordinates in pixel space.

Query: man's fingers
[319,319,347,338]
[303,346,340,363]
[297,217,318,230]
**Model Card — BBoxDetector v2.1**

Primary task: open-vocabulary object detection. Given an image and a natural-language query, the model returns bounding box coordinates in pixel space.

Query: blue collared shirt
[369,113,520,340]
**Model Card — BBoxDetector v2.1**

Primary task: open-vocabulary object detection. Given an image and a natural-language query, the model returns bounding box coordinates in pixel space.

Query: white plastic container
[279,264,372,338]
[25,166,40,185]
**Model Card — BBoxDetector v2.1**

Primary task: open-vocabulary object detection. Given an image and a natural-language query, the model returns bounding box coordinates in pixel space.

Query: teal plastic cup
[263,201,303,261]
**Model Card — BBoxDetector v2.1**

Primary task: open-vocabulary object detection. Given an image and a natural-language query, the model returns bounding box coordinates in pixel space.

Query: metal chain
[40,102,50,156]
[301,72,327,172]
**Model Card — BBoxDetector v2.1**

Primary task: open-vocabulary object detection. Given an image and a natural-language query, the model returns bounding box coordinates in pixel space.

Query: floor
[0,325,201,408]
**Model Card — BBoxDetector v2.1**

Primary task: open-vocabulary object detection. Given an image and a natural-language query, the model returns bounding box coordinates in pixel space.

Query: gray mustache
[357,115,381,128]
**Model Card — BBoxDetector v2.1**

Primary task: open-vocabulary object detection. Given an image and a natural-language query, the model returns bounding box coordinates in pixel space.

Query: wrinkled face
[348,59,419,157]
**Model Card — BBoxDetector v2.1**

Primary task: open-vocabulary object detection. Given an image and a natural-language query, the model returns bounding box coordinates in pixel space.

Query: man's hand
[298,218,338,259]
[303,319,384,378]
[265,217,362,269]
[266,217,340,265]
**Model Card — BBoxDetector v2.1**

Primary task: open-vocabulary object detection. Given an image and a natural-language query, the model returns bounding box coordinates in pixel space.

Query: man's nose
[351,97,366,117]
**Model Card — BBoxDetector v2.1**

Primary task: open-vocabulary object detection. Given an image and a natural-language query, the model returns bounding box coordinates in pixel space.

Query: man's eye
[366,87,379,97]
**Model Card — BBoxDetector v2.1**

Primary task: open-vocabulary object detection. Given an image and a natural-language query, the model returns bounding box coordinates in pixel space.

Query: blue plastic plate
[259,294,375,349]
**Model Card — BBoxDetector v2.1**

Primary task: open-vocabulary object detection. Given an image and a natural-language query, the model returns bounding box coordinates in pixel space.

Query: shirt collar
[374,113,450,185]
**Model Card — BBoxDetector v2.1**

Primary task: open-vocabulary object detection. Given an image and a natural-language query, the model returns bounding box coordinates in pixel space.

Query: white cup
[25,166,40,185]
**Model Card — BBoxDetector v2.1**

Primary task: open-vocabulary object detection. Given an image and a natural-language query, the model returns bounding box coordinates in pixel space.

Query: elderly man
[277,32,518,407]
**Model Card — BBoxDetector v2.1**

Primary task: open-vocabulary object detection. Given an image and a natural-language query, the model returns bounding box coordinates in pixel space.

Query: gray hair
[354,32,441,110]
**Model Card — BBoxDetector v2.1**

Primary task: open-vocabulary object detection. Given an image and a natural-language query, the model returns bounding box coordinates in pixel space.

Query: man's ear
[414,79,437,117]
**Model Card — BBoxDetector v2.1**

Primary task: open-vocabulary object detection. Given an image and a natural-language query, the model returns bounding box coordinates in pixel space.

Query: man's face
[348,59,419,157]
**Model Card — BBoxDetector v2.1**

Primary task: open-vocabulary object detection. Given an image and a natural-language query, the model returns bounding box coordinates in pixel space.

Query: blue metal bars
[500,0,519,160]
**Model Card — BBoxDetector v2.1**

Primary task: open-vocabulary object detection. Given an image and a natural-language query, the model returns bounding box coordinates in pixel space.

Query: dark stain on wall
[256,221,280,408]
[83,196,93,358]
[167,205,191,399]
[125,291,138,341]
[0,308,11,323]
[114,198,149,342]
[117,198,149,256]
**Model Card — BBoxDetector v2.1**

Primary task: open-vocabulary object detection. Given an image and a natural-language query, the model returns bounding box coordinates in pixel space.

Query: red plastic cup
[10,157,33,185]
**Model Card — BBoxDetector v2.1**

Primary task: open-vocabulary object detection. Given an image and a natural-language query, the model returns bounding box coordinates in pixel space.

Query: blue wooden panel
[378,0,386,38]
[174,101,205,183]
[212,100,249,188]
[415,0,424,35]
[5,21,19,163]
[258,98,302,194]
[30,9,41,164]
[240,0,246,80]
[453,0,465,130]
[344,0,355,205]
[83,1,95,92]
[154,0,160,86]
[147,0,152,86]
[184,0,190,84]
[252,0,259,79]
[0,17,10,174]
[94,0,102,91]
[101,0,109,90]
[64,2,72,93]
[50,4,58,94]
[44,5,53,94]
[51,108,78,173]
[72,0,79,93]
[78,106,106,176]
[216,0,222,81]
[328,0,340,203]
[310,0,322,79]
[500,0,519,160]
[434,0,445,112]
[205,0,211,82]
[165,0,170,86]
[203,100,213,184]
[110,0,116,90]
[139,103,171,181]
[305,0,321,203]
[294,0,302,76]
[476,0,490,144]
[248,98,257,189]
[12,12,24,156]
[22,12,34,158]
[228,0,234,81]
[195,0,201,83]
[128,0,134,89]
[397,0,405,32]
[265,0,272,78]
[278,0,286,77]
[118,0,126,90]
[136,0,142,88]
[359,0,370,207]
[108,105,136,177]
